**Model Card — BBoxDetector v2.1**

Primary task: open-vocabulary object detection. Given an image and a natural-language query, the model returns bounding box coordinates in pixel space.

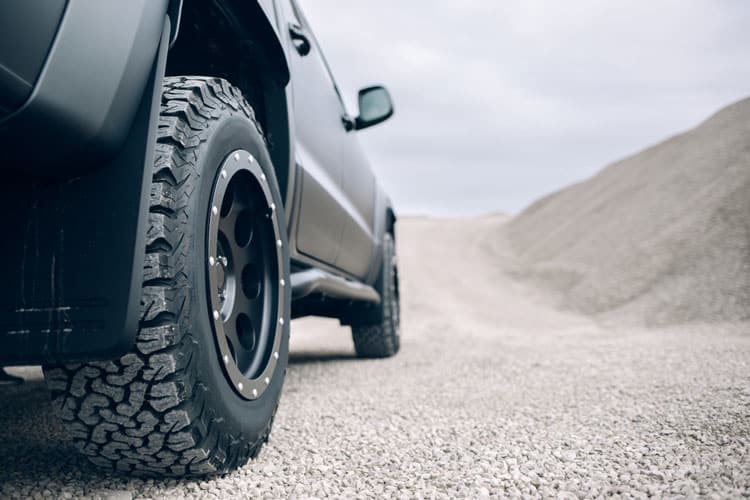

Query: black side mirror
[355,86,394,131]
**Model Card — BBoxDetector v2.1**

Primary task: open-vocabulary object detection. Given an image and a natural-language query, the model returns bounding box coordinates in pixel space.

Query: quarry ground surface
[1,216,748,498]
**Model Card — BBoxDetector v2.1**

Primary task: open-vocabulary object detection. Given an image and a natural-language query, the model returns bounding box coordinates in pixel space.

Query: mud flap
[0,19,170,366]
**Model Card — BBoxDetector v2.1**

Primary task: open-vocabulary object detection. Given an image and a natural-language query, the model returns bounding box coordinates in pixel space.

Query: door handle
[288,23,311,56]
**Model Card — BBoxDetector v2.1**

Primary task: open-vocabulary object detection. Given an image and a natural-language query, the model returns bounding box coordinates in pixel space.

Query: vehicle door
[282,0,378,279]
[279,0,348,267]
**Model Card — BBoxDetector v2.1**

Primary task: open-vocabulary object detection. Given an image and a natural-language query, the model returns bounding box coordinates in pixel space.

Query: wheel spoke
[220,209,240,246]
[250,299,265,339]
[233,293,254,320]
[232,337,254,374]
[221,230,246,271]
[246,232,263,263]
[223,313,242,357]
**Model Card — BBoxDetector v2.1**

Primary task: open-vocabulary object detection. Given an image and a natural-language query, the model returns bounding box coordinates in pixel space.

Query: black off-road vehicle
[0,0,399,476]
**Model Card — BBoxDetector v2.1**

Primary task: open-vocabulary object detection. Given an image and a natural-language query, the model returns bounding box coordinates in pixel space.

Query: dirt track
[1,216,749,498]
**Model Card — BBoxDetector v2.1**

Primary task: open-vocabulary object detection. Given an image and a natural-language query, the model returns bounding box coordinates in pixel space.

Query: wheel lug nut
[274,352,279,360]
[209,256,216,266]
[223,355,228,364]
[248,155,255,163]
[233,153,240,161]
[213,310,220,321]
[280,279,285,287]
[276,239,282,248]
[238,382,243,391]
[252,388,258,397]
[279,318,284,325]
[221,169,227,179]
[265,377,270,385]
[261,173,266,182]
[212,206,218,216]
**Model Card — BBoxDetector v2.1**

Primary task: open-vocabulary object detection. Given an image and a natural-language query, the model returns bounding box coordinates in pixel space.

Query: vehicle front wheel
[44,77,290,477]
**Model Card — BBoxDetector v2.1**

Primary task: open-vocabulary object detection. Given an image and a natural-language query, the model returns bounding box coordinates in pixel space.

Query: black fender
[0,18,172,366]
[0,0,170,177]
[363,188,398,287]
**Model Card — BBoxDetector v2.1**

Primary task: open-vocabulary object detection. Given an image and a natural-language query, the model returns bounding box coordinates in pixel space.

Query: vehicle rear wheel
[350,233,401,358]
[43,77,290,477]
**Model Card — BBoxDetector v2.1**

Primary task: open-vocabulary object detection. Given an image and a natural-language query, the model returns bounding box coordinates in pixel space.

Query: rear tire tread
[351,234,400,359]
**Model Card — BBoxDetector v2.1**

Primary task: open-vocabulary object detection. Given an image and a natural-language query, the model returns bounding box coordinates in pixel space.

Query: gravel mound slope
[508,97,750,326]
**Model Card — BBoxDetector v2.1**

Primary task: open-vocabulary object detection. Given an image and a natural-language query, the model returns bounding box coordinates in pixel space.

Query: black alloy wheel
[207,151,285,400]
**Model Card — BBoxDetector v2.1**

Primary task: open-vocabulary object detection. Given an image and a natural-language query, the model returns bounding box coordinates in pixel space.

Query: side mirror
[355,86,394,131]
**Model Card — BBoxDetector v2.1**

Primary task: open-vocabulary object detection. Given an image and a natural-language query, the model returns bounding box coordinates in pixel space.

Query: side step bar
[290,269,381,304]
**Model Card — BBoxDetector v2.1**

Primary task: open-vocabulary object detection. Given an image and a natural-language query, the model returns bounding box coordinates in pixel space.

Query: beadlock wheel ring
[206,150,284,400]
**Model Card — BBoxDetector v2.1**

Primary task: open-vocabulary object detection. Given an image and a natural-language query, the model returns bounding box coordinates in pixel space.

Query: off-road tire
[351,233,400,358]
[43,77,291,477]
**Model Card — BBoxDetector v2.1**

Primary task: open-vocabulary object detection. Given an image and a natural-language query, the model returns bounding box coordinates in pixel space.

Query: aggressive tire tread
[44,77,277,477]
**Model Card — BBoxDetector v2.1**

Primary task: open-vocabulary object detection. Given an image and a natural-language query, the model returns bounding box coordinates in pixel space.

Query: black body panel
[0,0,168,176]
[0,0,67,118]
[0,19,171,365]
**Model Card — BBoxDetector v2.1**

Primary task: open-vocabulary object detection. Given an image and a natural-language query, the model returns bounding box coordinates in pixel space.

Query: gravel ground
[1,216,749,498]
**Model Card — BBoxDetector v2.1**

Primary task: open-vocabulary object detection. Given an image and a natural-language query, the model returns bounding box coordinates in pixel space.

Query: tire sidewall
[185,113,290,438]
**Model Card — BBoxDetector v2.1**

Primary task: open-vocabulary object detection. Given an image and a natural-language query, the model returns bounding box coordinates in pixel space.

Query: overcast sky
[298,0,750,216]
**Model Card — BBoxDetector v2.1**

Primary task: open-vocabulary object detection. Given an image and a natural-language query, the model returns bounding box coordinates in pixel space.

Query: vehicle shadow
[0,378,90,478]
[288,351,358,365]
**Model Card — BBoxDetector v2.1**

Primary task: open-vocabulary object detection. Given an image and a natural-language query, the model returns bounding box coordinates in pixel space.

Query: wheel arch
[359,189,397,288]
[166,0,293,208]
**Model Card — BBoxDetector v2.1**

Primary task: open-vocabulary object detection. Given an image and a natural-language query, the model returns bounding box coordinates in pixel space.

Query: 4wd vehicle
[0,0,399,476]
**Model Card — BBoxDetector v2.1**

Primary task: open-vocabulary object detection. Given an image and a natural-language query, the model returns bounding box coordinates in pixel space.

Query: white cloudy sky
[298,0,750,215]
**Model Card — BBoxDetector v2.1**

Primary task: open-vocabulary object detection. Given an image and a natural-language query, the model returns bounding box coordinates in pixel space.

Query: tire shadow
[0,378,90,480]
[0,375,202,491]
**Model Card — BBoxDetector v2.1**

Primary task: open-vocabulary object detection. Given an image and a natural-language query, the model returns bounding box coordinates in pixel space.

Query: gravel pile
[508,97,750,326]
[1,216,748,498]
